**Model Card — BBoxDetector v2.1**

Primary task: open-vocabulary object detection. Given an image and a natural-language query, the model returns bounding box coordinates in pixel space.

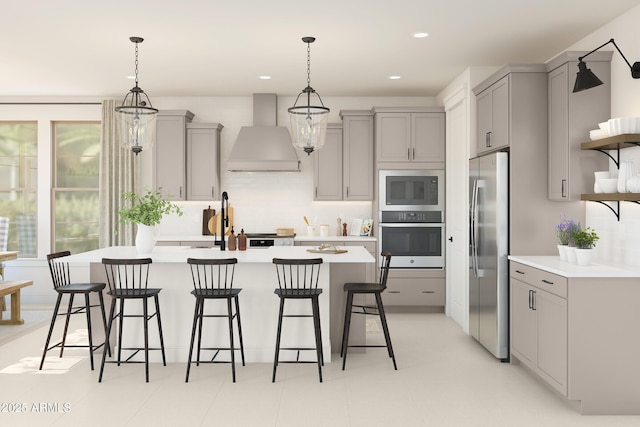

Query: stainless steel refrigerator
[469,151,509,360]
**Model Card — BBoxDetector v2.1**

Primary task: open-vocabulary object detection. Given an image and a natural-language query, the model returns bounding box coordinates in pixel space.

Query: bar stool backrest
[187,257,238,291]
[379,251,393,290]
[273,258,323,292]
[47,251,73,289]
[101,258,152,293]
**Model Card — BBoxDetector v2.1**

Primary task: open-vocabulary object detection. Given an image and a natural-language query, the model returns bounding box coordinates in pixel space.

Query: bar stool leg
[99,298,117,382]
[341,291,354,370]
[196,300,205,366]
[84,293,95,370]
[40,293,64,370]
[185,298,201,382]
[154,295,166,365]
[227,298,236,382]
[234,296,245,366]
[272,297,285,382]
[97,291,111,357]
[311,295,323,382]
[375,293,397,370]
[143,297,150,383]
[117,299,125,366]
[60,293,75,357]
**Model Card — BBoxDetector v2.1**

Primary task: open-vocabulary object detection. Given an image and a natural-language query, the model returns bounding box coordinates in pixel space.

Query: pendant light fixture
[115,36,158,155]
[288,36,330,155]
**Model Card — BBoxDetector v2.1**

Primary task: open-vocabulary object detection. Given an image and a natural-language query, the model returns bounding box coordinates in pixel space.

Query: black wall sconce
[573,38,640,93]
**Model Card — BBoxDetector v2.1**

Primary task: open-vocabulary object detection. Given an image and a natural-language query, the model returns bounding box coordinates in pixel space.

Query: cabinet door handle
[561,179,567,198]
[388,291,401,294]
[407,148,411,160]
[531,290,537,310]
[346,186,349,197]
[541,279,554,285]
[528,289,532,309]
[211,187,215,198]
[486,131,492,148]
[179,186,183,198]
[412,148,416,160]
[515,270,525,275]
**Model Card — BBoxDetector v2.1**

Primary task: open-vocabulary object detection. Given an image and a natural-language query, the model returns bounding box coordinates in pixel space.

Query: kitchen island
[66,245,375,364]
[509,255,640,415]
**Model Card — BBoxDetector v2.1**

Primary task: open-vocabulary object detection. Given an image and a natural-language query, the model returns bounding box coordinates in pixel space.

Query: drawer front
[384,278,445,306]
[510,262,567,299]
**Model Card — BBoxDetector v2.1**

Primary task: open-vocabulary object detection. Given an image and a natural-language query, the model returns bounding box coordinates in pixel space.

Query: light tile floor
[0,308,639,426]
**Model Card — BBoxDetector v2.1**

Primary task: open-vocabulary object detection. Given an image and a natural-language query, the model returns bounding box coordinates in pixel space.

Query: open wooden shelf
[581,193,640,202]
[580,134,640,151]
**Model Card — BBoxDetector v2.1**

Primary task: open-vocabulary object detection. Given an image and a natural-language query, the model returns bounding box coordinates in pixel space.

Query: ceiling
[3,0,640,98]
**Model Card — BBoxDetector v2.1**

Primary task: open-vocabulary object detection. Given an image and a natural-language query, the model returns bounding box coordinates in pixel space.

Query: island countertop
[66,245,375,264]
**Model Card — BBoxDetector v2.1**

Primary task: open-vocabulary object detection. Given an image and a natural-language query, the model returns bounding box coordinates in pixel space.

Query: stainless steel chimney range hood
[227,94,300,172]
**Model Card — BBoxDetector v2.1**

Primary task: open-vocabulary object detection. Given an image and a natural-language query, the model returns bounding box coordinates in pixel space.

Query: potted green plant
[118,189,183,253]
[572,227,599,266]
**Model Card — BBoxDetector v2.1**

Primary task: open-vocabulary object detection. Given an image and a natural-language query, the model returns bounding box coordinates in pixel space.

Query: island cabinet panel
[154,110,194,200]
[509,256,640,415]
[546,51,611,201]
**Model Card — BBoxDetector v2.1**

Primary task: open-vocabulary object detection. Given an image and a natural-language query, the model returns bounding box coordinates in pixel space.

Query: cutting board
[202,206,216,235]
[209,206,234,236]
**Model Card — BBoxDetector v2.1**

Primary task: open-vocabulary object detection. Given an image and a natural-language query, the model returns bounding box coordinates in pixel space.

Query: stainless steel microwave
[379,170,445,212]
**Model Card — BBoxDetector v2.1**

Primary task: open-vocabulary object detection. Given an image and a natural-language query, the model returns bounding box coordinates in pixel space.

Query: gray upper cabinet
[374,107,445,166]
[343,111,374,200]
[476,76,509,155]
[186,123,223,201]
[154,110,194,200]
[546,51,611,201]
[313,123,343,200]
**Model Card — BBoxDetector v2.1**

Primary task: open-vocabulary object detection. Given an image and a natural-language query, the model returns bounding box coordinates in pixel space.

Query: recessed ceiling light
[389,75,401,80]
[259,75,272,80]
[413,32,429,38]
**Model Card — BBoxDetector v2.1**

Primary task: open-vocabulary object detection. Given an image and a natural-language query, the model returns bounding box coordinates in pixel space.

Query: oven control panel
[380,210,442,223]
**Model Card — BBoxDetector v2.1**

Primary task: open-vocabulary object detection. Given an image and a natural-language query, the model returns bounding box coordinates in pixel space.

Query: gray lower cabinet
[186,123,223,201]
[510,262,567,395]
[383,269,445,307]
[154,110,194,200]
[546,51,611,201]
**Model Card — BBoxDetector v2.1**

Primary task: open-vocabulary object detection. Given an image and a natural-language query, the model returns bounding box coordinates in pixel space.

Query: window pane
[53,122,100,254]
[53,191,99,253]
[0,122,37,258]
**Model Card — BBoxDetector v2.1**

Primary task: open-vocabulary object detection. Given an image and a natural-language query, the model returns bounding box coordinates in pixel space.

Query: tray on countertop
[306,244,348,254]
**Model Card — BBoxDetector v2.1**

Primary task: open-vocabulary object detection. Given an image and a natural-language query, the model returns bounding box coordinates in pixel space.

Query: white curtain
[98,99,138,247]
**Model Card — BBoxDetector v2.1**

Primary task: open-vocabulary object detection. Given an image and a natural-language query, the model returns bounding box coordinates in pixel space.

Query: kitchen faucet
[220,191,229,251]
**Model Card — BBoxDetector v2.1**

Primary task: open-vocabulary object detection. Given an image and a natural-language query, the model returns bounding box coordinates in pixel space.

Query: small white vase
[574,248,593,266]
[565,246,577,264]
[557,244,568,262]
[135,224,158,254]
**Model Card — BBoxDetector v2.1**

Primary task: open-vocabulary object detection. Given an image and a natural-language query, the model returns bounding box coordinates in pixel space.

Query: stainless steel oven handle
[378,223,444,227]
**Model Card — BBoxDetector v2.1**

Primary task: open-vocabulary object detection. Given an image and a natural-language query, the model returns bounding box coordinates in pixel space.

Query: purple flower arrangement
[555,215,580,246]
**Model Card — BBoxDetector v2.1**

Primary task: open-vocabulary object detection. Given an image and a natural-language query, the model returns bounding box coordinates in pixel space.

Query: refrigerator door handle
[470,179,479,277]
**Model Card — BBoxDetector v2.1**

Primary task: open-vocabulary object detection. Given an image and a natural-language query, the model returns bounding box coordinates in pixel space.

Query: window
[0,122,38,257]
[52,122,100,254]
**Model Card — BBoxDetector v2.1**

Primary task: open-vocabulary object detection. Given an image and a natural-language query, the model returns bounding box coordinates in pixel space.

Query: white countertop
[508,255,640,278]
[65,245,375,264]
[157,235,376,243]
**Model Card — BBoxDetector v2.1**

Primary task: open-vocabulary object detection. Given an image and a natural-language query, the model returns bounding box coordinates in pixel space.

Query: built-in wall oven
[378,170,445,269]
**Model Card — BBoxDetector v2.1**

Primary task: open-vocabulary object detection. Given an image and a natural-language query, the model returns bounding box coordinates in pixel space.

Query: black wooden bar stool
[272,257,324,382]
[185,257,245,382]
[40,251,110,371]
[340,251,397,370]
[99,258,166,382]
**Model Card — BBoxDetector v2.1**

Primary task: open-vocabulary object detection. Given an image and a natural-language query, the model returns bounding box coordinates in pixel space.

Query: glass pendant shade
[115,36,158,154]
[288,36,330,155]
[289,91,329,155]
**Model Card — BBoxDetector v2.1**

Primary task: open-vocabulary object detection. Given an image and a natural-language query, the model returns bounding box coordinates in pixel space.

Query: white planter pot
[557,244,568,261]
[565,246,577,264]
[135,224,158,254]
[574,248,593,266]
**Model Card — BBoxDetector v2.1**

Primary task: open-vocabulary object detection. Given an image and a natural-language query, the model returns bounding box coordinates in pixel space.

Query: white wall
[559,3,640,266]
